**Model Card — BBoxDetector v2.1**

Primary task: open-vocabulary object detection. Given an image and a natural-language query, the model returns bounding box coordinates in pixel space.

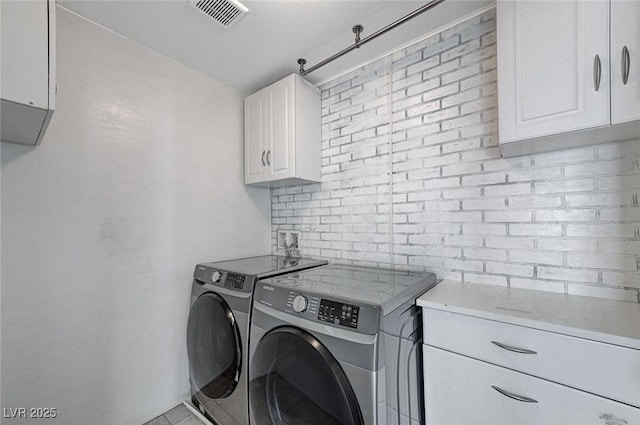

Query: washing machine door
[187,292,242,400]
[250,326,364,425]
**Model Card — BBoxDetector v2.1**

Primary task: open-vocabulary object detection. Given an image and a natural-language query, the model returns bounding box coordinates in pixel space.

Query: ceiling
[59,0,493,94]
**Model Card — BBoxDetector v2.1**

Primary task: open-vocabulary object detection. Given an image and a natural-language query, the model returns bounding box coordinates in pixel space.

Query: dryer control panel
[193,265,252,292]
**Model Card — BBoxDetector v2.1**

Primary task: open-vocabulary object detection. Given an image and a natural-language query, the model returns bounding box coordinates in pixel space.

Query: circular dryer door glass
[249,326,363,425]
[187,292,242,399]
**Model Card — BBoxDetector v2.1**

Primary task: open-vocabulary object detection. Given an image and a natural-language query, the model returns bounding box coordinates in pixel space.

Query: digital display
[223,273,245,289]
[318,299,359,328]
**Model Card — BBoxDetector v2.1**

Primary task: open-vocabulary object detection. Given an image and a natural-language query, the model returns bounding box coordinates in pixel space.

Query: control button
[292,295,309,313]
[211,271,221,283]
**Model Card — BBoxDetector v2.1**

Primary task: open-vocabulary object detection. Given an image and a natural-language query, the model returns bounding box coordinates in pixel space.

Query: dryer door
[249,326,364,425]
[187,292,242,399]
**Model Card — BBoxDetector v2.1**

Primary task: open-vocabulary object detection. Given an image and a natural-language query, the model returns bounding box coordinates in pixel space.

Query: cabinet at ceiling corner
[244,74,321,187]
[497,0,640,157]
[1,0,56,146]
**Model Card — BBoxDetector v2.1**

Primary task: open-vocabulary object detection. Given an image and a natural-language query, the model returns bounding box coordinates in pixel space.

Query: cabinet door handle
[267,150,271,165]
[593,54,602,92]
[622,46,630,85]
[491,386,538,403]
[491,341,537,355]
[261,150,266,166]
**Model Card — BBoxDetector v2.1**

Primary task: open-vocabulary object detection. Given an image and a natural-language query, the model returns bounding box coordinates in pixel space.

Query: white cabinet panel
[424,345,640,425]
[611,0,640,124]
[1,0,56,145]
[269,77,294,180]
[244,91,268,184]
[1,0,49,107]
[498,0,610,144]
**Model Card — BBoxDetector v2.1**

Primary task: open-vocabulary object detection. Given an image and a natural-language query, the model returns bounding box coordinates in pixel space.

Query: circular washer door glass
[187,292,242,399]
[249,326,363,425]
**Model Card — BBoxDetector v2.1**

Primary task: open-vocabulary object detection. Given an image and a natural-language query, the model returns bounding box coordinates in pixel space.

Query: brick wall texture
[271,8,640,302]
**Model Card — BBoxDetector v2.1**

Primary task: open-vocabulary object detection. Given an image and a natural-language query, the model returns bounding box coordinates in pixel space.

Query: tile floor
[143,403,203,425]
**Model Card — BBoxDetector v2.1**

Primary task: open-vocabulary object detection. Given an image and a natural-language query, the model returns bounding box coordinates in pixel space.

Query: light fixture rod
[297,0,446,76]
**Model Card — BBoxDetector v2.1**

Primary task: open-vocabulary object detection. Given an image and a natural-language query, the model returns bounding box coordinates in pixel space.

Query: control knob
[292,295,308,313]
[211,271,221,283]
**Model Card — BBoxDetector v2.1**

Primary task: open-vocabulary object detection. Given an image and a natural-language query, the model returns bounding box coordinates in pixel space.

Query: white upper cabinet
[497,0,640,157]
[611,0,640,124]
[244,74,321,187]
[498,1,610,142]
[1,0,56,146]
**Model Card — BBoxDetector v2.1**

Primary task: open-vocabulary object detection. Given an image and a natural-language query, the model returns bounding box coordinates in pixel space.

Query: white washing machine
[187,255,327,425]
[248,264,437,425]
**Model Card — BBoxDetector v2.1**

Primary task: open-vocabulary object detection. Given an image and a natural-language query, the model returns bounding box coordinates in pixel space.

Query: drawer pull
[491,341,537,355]
[491,385,538,403]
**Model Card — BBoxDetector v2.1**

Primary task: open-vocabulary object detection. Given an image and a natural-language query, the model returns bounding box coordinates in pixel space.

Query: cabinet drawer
[423,308,640,408]
[424,345,640,425]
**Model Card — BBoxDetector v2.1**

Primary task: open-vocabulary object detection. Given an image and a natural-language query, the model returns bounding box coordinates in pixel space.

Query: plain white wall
[1,7,271,425]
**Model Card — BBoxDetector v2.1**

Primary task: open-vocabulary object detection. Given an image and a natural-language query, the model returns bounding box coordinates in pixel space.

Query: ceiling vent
[188,0,249,29]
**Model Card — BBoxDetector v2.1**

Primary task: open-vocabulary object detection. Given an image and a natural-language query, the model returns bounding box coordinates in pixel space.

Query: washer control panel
[255,283,379,335]
[318,299,359,329]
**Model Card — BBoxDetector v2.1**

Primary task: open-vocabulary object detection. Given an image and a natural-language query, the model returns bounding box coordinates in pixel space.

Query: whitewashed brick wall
[271,8,640,303]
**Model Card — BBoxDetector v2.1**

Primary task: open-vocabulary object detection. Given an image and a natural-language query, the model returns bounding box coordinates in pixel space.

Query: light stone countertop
[417,280,640,350]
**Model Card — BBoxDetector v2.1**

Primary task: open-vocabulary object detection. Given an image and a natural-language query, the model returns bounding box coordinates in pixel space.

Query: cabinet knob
[261,150,266,166]
[267,150,271,165]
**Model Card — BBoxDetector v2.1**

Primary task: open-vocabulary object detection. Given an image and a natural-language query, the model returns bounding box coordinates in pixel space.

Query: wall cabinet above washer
[244,74,321,187]
[497,0,640,157]
[1,0,56,146]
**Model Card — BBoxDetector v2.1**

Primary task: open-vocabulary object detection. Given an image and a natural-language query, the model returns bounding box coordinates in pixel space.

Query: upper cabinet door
[611,0,640,124]
[268,76,295,181]
[244,91,268,184]
[1,0,56,146]
[497,0,610,143]
[1,0,50,109]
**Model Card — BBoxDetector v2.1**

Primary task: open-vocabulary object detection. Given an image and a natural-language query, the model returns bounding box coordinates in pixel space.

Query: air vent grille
[189,0,249,28]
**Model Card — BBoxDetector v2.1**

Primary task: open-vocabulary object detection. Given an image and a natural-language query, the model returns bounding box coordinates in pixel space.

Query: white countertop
[417,280,640,350]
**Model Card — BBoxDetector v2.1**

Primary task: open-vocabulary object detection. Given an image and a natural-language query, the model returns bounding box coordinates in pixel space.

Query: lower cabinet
[423,345,640,425]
